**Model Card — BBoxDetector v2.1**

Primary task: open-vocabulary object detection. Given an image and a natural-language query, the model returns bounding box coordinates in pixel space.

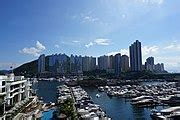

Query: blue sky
[0,0,180,72]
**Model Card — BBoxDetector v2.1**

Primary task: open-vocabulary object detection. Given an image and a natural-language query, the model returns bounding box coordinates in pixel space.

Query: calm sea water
[32,80,62,103]
[32,81,166,120]
[83,87,154,120]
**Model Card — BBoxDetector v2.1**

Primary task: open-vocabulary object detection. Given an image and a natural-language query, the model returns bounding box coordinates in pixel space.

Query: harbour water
[32,80,166,120]
[32,80,62,103]
[83,86,157,120]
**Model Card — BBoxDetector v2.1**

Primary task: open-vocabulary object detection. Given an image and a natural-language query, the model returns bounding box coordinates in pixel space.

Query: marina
[1,1,180,119]
[31,80,180,120]
[97,82,180,107]
[57,85,111,119]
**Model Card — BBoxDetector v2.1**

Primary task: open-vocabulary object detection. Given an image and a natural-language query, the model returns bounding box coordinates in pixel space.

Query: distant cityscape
[38,40,166,76]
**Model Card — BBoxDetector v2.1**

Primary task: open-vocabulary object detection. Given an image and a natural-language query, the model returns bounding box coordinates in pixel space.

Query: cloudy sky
[0,0,180,72]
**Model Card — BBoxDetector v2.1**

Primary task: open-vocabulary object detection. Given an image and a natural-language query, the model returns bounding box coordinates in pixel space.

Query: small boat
[96,94,100,98]
[107,91,114,97]
[98,87,105,92]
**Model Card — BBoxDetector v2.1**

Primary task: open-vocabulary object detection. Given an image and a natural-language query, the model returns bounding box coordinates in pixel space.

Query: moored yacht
[98,86,105,92]
[132,96,153,102]
[151,106,180,120]
[159,94,180,105]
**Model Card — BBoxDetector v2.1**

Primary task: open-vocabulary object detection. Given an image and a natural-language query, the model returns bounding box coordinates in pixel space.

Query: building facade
[83,56,96,72]
[49,54,58,73]
[115,53,121,77]
[38,54,46,73]
[145,57,154,71]
[154,63,165,73]
[129,40,142,71]
[121,55,129,72]
[70,55,83,74]
[0,74,31,118]
[98,55,109,71]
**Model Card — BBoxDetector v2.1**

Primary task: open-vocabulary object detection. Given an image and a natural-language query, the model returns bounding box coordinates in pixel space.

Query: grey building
[82,56,96,72]
[89,57,96,71]
[38,54,45,73]
[129,40,142,71]
[98,55,109,71]
[154,63,165,73]
[115,53,121,77]
[121,55,129,72]
[70,55,83,74]
[49,54,58,73]
[145,57,154,71]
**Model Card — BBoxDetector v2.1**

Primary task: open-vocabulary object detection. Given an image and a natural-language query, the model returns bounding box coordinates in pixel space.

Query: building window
[10,86,13,90]
[2,81,5,86]
[2,88,5,92]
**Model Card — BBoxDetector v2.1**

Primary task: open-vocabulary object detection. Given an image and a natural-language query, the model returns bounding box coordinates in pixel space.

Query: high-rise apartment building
[89,57,96,71]
[154,63,165,73]
[70,55,83,74]
[56,54,69,74]
[82,56,90,72]
[121,55,129,72]
[98,55,109,71]
[82,56,96,72]
[107,55,115,73]
[115,53,121,77]
[38,54,45,73]
[129,40,142,71]
[161,63,164,71]
[145,57,154,71]
[49,54,58,73]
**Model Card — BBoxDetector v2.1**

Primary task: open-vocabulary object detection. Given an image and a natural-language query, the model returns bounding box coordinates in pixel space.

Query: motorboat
[151,106,180,120]
[96,94,100,98]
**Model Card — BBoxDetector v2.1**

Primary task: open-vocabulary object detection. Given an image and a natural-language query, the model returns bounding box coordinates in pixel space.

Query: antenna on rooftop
[10,66,13,74]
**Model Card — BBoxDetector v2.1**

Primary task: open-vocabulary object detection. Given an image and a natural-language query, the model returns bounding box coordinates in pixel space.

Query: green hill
[14,60,38,77]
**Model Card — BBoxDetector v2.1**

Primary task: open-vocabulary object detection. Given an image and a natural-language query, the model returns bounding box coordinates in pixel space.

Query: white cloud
[107,49,129,56]
[163,42,180,51]
[36,41,45,50]
[136,0,164,5]
[107,52,119,56]
[85,38,111,48]
[120,49,129,55]
[19,41,46,57]
[59,40,82,48]
[142,45,159,56]
[164,44,174,50]
[85,42,94,48]
[79,13,99,23]
[94,38,111,46]
[156,56,180,72]
[122,14,127,19]
[55,44,60,48]
[84,16,99,22]
[73,40,80,43]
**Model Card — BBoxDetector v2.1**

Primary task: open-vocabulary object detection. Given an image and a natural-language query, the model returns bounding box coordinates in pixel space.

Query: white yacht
[151,106,180,120]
